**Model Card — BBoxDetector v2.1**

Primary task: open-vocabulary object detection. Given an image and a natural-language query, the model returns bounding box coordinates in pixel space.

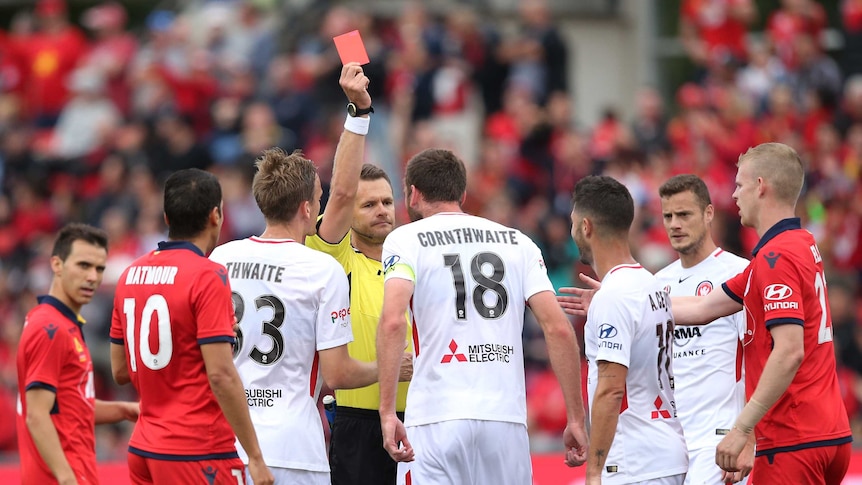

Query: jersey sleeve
[752,253,806,328]
[315,260,354,351]
[109,292,124,344]
[192,264,237,345]
[721,265,749,305]
[588,290,634,368]
[383,229,416,284]
[21,322,68,392]
[521,234,554,299]
[306,228,354,274]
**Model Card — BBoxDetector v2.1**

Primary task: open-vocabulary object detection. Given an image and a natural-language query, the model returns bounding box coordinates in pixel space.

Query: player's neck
[48,285,82,315]
[259,224,305,242]
[754,205,797,238]
[678,240,717,269]
[593,240,638,281]
[420,202,463,218]
[352,233,383,261]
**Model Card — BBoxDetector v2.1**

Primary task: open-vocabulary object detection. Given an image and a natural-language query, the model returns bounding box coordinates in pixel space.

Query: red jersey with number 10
[722,218,851,453]
[110,241,238,459]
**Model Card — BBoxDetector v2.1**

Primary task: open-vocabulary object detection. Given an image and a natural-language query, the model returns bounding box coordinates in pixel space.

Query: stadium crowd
[0,0,861,461]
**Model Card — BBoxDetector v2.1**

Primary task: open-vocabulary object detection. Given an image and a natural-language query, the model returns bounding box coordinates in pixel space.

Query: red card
[333,30,370,65]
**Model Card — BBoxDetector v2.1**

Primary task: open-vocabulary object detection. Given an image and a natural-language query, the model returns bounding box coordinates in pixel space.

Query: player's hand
[57,472,78,485]
[247,456,274,485]
[721,431,754,482]
[563,421,589,467]
[716,426,749,473]
[557,273,601,316]
[121,401,140,422]
[339,62,372,110]
[381,413,414,462]
[398,352,413,382]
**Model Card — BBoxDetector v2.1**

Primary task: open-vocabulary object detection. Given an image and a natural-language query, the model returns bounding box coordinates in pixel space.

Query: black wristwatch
[347,102,374,117]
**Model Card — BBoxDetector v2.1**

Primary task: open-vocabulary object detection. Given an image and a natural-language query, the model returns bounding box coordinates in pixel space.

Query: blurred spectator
[10,0,87,126]
[630,87,669,156]
[766,0,827,70]
[843,0,862,77]
[790,33,843,110]
[49,68,120,161]
[80,2,137,116]
[736,40,788,115]
[680,0,757,72]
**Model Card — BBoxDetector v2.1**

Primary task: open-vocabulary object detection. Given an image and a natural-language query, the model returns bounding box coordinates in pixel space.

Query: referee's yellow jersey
[307,231,411,412]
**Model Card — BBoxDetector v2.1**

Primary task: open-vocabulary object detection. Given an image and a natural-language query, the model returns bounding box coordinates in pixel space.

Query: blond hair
[252,148,317,224]
[737,142,804,205]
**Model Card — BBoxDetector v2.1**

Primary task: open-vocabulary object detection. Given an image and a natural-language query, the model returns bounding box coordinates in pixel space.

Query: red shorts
[750,442,851,485]
[128,452,246,485]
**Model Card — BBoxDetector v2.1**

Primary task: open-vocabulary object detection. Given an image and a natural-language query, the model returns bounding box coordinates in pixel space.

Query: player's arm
[716,323,803,472]
[94,399,139,425]
[319,345,378,389]
[377,277,415,462]
[528,290,588,466]
[110,342,130,385]
[586,360,628,481]
[201,342,274,485]
[316,62,372,244]
[24,388,77,485]
[671,288,741,325]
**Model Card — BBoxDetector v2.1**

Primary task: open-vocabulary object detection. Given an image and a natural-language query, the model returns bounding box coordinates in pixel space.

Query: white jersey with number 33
[210,237,353,472]
[383,212,553,428]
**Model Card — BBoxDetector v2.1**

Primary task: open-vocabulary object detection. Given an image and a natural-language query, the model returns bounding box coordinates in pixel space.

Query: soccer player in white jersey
[570,175,688,485]
[210,148,402,485]
[654,174,752,485]
[377,148,588,485]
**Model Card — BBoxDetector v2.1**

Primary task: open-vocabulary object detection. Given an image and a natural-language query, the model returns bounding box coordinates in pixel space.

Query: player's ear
[704,204,714,223]
[208,206,221,226]
[50,255,63,275]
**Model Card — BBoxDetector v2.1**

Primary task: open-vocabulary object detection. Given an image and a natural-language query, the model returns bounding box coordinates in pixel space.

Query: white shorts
[632,473,686,485]
[684,446,748,485]
[397,419,531,485]
[245,466,329,485]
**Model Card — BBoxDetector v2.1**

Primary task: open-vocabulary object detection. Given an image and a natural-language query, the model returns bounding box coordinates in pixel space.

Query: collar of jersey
[751,217,801,256]
[37,295,85,328]
[157,240,204,257]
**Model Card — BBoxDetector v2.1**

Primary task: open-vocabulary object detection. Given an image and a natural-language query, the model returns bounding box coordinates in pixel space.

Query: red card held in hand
[333,30,370,65]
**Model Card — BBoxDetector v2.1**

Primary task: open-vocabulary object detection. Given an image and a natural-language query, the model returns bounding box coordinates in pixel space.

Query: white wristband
[344,114,370,135]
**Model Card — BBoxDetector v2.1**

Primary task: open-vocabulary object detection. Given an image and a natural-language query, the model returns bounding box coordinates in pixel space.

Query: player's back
[585,264,688,484]
[111,242,236,457]
[382,213,553,427]
[654,248,748,450]
[209,237,353,471]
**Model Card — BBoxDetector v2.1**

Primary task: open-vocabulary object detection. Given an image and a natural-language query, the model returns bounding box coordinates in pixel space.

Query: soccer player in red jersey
[670,143,852,484]
[17,223,139,485]
[110,169,273,485]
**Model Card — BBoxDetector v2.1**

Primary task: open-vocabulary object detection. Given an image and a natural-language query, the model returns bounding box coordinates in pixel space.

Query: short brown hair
[404,148,466,203]
[360,163,391,185]
[252,148,317,223]
[52,223,108,261]
[737,143,804,204]
[658,174,712,210]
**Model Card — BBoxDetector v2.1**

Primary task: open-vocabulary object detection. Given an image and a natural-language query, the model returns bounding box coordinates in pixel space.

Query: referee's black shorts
[329,406,405,485]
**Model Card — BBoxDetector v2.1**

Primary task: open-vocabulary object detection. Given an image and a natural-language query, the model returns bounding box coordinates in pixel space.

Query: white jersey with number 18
[382,212,553,428]
[209,237,353,472]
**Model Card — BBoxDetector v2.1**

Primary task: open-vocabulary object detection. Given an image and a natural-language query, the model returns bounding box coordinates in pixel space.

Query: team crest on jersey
[695,281,713,296]
[383,255,400,275]
[73,336,87,362]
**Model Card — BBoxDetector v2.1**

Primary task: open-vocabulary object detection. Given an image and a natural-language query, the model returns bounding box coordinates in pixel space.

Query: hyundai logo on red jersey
[764,284,793,301]
[598,324,618,339]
